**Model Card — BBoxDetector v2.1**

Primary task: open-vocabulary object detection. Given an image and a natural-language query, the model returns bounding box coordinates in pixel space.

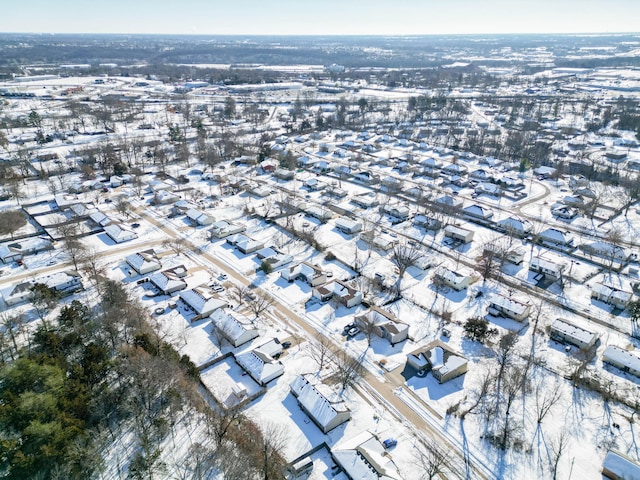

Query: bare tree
[114,197,132,219]
[0,210,27,240]
[0,312,25,360]
[548,430,570,480]
[162,237,190,256]
[247,291,274,320]
[335,350,364,393]
[306,333,333,373]
[534,379,562,424]
[413,438,453,480]
[205,405,245,447]
[255,422,288,480]
[56,222,87,270]
[390,242,423,293]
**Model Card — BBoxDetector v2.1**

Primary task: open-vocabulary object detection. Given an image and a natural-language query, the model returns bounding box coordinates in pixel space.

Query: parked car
[383,438,397,449]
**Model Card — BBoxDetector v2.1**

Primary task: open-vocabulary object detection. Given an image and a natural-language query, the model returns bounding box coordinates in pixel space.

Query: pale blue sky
[3,0,639,35]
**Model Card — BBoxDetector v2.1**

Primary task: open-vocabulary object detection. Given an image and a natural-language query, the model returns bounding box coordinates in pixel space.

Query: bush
[259,260,273,274]
[325,251,336,261]
[464,317,498,342]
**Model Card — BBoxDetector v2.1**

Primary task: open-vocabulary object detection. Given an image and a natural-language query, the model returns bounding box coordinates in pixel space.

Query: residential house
[281,262,327,287]
[433,267,472,291]
[381,204,411,221]
[602,345,640,378]
[551,205,578,220]
[226,234,265,254]
[211,309,259,348]
[602,450,640,480]
[406,341,468,383]
[0,237,53,264]
[444,225,474,244]
[549,318,599,349]
[495,217,532,237]
[580,242,632,263]
[413,214,442,231]
[462,204,494,222]
[149,266,188,295]
[351,194,379,209]
[352,170,380,184]
[273,168,295,180]
[331,432,402,480]
[530,256,566,281]
[289,375,351,434]
[591,283,633,310]
[125,249,162,275]
[488,294,531,322]
[104,224,138,243]
[179,286,228,321]
[539,228,574,247]
[306,205,333,221]
[235,339,284,386]
[355,306,409,345]
[89,210,112,227]
[483,244,525,265]
[334,217,363,235]
[185,208,215,226]
[210,220,246,239]
[312,279,363,308]
[381,176,403,190]
[474,182,501,196]
[0,281,35,306]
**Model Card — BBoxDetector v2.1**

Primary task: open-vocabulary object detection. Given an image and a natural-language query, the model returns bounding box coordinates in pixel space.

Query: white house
[602,345,640,378]
[125,249,162,275]
[210,220,246,239]
[444,225,474,244]
[331,432,402,480]
[580,242,632,263]
[179,286,228,320]
[306,205,333,221]
[539,228,574,247]
[433,267,472,291]
[281,262,327,287]
[602,450,640,480]
[235,339,284,386]
[185,208,215,226]
[462,204,494,222]
[334,217,363,235]
[488,294,531,322]
[407,342,468,383]
[530,256,566,281]
[211,309,259,348]
[496,217,532,237]
[591,283,633,310]
[381,204,411,221]
[289,375,351,434]
[549,318,599,349]
[104,224,138,243]
[313,279,363,308]
[0,237,54,264]
[355,306,409,345]
[0,281,36,306]
[226,234,265,254]
[149,267,188,295]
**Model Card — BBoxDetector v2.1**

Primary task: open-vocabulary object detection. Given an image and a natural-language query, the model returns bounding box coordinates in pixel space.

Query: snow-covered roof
[603,345,640,373]
[550,318,598,346]
[332,432,401,480]
[125,250,161,273]
[290,375,349,431]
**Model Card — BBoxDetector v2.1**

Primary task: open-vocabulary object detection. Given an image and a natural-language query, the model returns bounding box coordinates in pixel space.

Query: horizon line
[2,31,640,37]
